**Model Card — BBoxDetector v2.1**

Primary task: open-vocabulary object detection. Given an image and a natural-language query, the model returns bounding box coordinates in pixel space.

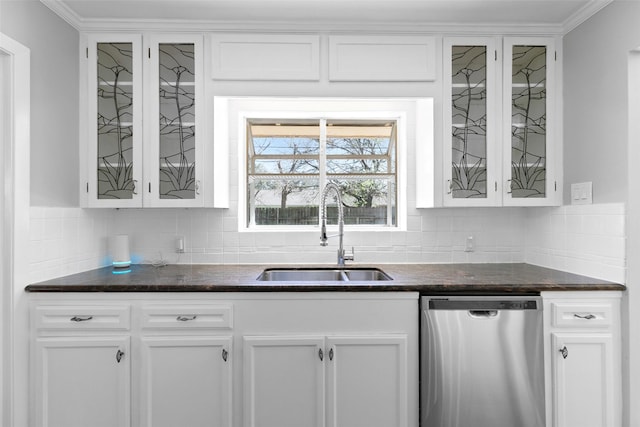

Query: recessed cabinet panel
[329,36,436,81]
[34,336,131,427]
[211,34,320,81]
[243,336,325,427]
[551,333,615,427]
[326,336,408,427]
[140,336,232,427]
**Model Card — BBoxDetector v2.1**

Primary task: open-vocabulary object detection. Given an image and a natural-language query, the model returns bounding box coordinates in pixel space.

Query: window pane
[328,179,396,225]
[246,118,397,228]
[254,159,320,175]
[248,178,320,226]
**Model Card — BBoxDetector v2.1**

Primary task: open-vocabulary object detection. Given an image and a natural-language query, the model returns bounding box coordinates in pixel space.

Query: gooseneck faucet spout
[320,183,354,266]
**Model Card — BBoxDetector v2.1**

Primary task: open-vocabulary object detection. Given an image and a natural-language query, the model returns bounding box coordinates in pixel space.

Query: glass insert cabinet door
[86,34,143,207]
[144,35,204,207]
[503,37,556,204]
[443,37,499,207]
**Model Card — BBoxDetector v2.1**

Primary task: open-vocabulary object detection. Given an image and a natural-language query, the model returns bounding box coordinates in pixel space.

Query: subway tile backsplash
[28,203,626,285]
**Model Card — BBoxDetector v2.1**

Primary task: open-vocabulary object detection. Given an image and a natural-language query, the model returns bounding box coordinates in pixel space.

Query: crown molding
[40,0,83,30]
[40,0,607,36]
[562,0,613,34]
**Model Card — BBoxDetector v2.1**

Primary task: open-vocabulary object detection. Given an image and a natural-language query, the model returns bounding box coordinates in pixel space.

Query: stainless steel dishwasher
[421,296,545,427]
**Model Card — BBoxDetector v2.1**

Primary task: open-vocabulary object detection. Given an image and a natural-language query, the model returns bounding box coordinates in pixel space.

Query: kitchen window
[214,97,429,231]
[246,118,397,228]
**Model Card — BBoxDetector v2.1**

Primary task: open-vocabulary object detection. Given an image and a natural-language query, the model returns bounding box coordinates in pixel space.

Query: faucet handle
[344,247,355,262]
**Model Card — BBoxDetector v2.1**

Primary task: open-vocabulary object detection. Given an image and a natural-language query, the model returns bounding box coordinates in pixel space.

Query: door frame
[0,32,30,427]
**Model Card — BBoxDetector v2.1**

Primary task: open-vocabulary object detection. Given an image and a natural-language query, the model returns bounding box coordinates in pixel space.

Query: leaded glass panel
[97,42,134,199]
[451,45,487,199]
[159,43,196,199]
[511,45,546,198]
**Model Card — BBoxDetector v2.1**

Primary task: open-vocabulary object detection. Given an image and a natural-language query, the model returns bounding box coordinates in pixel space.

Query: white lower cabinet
[542,292,622,427]
[326,336,408,427]
[243,334,408,427]
[243,336,325,427]
[30,293,418,427]
[140,336,233,427]
[34,336,131,427]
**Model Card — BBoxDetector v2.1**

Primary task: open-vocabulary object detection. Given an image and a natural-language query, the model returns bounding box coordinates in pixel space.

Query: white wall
[0,0,79,207]
[563,3,640,426]
[562,0,640,204]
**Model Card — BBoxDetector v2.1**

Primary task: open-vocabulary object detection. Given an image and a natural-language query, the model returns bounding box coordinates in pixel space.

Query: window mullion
[319,118,327,228]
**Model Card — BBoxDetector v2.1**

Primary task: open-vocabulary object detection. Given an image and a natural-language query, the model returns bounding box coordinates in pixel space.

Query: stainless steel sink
[257,268,392,282]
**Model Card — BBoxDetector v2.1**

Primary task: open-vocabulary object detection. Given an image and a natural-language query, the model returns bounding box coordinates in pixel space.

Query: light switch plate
[571,182,593,205]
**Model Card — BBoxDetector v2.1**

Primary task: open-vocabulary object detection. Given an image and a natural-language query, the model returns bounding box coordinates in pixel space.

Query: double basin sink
[257,267,392,282]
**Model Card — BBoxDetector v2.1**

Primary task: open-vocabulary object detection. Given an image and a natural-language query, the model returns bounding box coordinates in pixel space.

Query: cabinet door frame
[33,335,131,427]
[551,332,616,427]
[84,33,144,208]
[442,36,502,207]
[502,36,560,207]
[243,335,326,427]
[143,34,206,207]
[139,335,232,427]
[325,335,408,427]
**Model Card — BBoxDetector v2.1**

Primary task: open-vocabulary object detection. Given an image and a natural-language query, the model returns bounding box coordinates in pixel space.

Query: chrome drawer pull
[176,315,197,322]
[70,316,93,322]
[559,346,568,359]
[574,313,596,320]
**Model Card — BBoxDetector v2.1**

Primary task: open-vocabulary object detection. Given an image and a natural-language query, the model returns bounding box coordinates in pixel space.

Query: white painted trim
[218,97,422,232]
[626,47,640,427]
[0,32,30,427]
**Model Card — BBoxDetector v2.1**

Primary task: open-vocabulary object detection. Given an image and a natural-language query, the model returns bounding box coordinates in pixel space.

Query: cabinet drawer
[34,305,131,331]
[141,305,233,329]
[551,302,613,328]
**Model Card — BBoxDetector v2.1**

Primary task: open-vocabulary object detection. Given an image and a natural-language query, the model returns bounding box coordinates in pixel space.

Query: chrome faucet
[320,183,354,266]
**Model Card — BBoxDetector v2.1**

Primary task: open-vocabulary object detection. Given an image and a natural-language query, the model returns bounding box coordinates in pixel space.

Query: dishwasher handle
[468,309,499,318]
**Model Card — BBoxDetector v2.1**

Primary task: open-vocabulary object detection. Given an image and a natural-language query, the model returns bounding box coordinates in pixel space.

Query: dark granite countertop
[25,263,625,294]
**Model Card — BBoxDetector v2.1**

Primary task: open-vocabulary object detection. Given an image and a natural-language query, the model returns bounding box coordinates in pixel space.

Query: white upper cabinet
[440,36,560,207]
[84,34,144,208]
[143,34,205,207]
[82,33,207,208]
[442,37,500,207]
[503,37,559,206]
